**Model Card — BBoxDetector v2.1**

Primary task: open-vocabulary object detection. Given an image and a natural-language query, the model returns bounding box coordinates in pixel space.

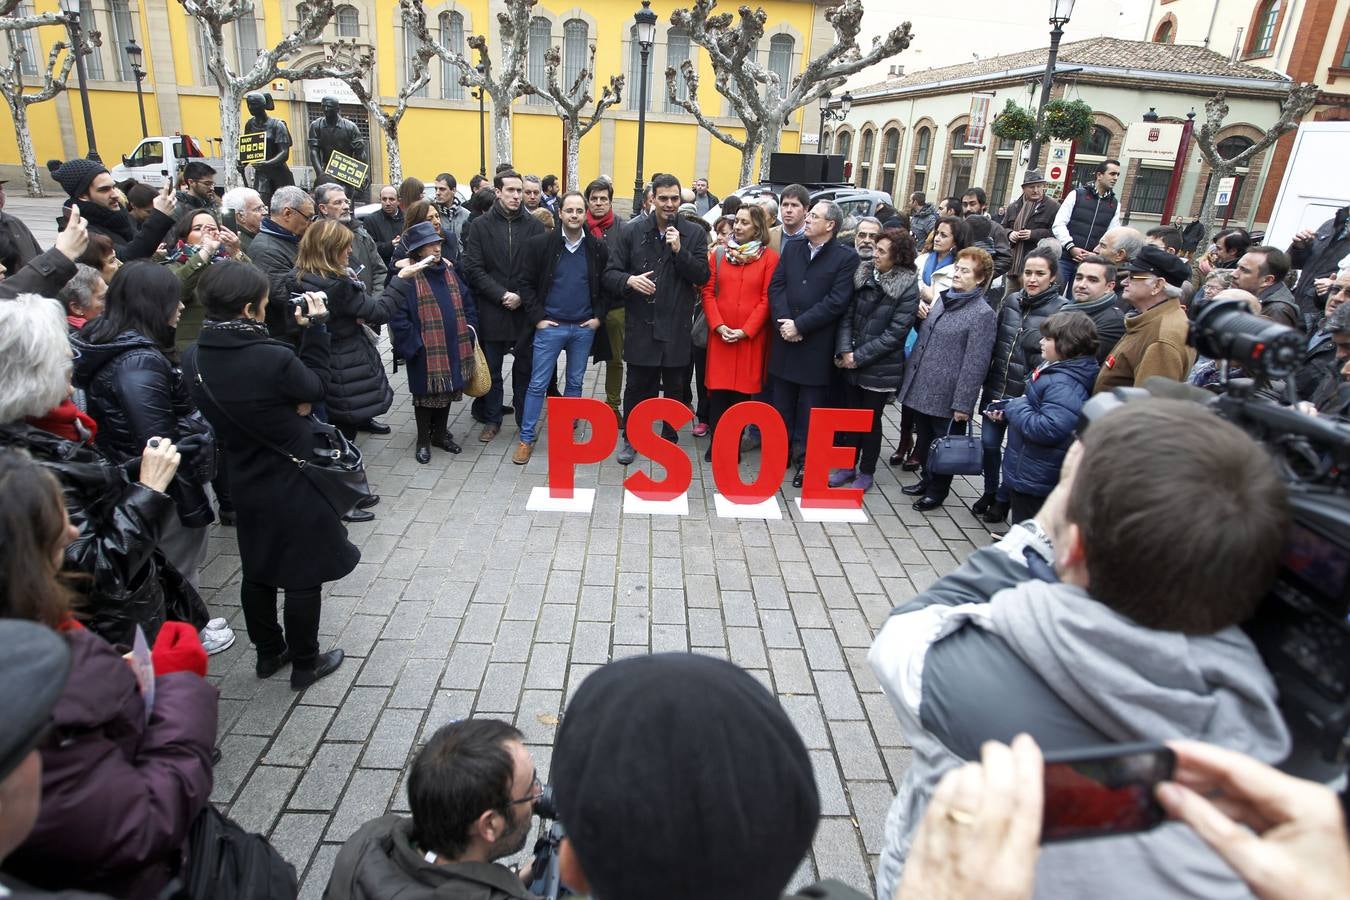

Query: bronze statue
[308,97,369,202]
[242,92,295,205]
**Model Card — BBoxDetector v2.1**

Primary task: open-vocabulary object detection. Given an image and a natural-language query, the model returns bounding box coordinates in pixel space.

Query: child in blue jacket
[989,310,1100,523]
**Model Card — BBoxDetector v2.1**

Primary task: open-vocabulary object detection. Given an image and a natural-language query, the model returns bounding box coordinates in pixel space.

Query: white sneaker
[199,625,236,655]
[204,617,228,632]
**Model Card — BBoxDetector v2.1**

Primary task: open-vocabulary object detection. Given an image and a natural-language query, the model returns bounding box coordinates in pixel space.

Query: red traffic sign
[1049,165,1063,181]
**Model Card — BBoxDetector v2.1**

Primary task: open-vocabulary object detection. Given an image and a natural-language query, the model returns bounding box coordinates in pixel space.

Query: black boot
[413,406,433,464]
[431,406,460,454]
[972,492,996,516]
[982,500,1010,524]
[291,649,344,690]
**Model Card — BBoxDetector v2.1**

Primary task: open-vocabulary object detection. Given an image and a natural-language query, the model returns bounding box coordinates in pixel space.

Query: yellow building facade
[3,0,831,198]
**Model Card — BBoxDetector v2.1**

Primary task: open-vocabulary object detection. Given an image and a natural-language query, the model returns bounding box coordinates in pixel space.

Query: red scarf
[586,209,614,240]
[29,399,98,444]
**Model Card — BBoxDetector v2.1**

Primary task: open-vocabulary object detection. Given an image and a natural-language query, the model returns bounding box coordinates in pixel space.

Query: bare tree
[176,0,370,190]
[1193,82,1318,240]
[407,0,532,168]
[668,0,911,186]
[530,42,622,191]
[0,3,90,196]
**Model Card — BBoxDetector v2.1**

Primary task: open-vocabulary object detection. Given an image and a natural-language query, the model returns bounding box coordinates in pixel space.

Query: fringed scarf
[415,264,475,394]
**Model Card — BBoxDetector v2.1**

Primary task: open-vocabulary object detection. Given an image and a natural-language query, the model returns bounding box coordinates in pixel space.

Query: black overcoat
[601,214,710,368]
[767,237,859,387]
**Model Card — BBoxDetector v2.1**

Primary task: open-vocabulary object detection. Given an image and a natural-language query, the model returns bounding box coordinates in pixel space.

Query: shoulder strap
[193,352,309,469]
[713,247,724,293]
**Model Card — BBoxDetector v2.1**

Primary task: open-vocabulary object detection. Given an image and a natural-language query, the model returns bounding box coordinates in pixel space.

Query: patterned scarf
[586,208,615,240]
[167,240,231,266]
[724,239,766,265]
[414,264,475,394]
[203,317,271,338]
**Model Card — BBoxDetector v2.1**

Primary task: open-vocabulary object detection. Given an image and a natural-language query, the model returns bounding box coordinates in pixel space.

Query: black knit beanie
[47,158,109,199]
[552,653,820,900]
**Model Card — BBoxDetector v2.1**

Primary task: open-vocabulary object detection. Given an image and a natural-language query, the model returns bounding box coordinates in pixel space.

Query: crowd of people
[0,147,1348,898]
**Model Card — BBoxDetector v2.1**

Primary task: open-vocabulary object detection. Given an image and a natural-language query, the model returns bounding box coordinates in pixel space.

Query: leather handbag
[464,325,491,398]
[927,420,982,476]
[194,365,373,520]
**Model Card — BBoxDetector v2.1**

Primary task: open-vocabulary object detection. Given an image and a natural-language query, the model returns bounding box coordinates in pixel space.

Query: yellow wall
[3,0,817,194]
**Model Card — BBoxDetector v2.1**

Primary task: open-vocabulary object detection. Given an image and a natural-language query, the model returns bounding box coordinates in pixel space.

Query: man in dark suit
[602,173,710,465]
[768,199,859,486]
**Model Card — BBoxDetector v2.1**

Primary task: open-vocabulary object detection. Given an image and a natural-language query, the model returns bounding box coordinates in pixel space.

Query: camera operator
[868,399,1299,900]
[1307,301,1350,417]
[324,718,539,900]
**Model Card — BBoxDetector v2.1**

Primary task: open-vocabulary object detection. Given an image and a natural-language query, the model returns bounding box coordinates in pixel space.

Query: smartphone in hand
[1041,743,1175,844]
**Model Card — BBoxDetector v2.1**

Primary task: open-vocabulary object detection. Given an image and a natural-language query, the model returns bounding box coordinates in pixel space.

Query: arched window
[195,20,213,83]
[1218,135,1255,160]
[563,19,588,99]
[1153,19,1174,44]
[858,128,875,189]
[7,2,39,77]
[335,5,359,38]
[946,125,974,196]
[1082,125,1112,156]
[628,25,652,111]
[110,0,136,79]
[837,130,852,164]
[665,26,691,112]
[910,125,931,196]
[439,12,465,100]
[404,21,426,97]
[767,34,794,99]
[527,16,551,106]
[1251,1,1280,55]
[880,127,900,198]
[235,14,260,74]
[79,0,103,79]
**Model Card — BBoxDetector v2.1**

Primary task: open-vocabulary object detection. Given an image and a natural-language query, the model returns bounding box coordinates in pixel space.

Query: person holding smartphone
[868,399,1301,900]
[184,262,354,690]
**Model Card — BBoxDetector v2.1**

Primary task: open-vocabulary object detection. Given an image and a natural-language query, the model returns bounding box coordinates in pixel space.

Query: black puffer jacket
[291,270,395,426]
[982,282,1065,404]
[63,200,175,263]
[0,422,176,645]
[835,261,920,391]
[71,330,213,528]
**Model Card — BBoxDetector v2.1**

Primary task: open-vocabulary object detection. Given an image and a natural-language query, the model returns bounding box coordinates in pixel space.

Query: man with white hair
[1093,226,1148,300]
[1094,245,1195,393]
[220,186,266,254]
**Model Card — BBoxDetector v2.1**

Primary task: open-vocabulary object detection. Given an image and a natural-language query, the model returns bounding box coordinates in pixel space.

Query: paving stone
[264,705,336,767]
[848,780,898,856]
[476,662,527,712]
[362,707,426,769]
[290,743,362,811]
[442,642,491,690]
[326,687,390,742]
[769,648,814,695]
[814,670,866,721]
[829,720,889,781]
[325,768,400,841]
[210,733,268,805]
[230,764,302,835]
[269,813,327,881]
[813,817,871,889]
[779,694,830,750]
[299,844,342,900]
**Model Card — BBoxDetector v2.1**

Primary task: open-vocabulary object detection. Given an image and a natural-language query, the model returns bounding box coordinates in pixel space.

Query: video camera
[526,784,571,900]
[1080,298,1350,768]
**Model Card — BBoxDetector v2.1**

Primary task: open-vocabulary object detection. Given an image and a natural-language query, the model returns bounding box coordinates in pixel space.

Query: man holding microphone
[602,173,711,465]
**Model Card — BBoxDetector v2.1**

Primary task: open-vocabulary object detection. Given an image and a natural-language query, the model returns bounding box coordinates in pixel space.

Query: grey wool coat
[897,288,998,418]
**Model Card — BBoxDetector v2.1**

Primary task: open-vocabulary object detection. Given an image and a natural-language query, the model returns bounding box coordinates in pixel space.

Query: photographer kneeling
[324,718,539,899]
[183,262,356,690]
[869,399,1296,900]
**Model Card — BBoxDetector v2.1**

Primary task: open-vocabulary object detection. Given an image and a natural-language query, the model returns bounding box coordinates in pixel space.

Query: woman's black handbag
[927,420,982,476]
[193,367,373,520]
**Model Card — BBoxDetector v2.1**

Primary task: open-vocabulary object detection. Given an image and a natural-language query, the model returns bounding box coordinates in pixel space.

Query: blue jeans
[1057,258,1077,297]
[981,414,1008,500]
[520,323,595,444]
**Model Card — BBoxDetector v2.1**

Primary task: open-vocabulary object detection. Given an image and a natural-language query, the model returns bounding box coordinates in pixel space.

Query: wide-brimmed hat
[402,221,443,254]
[1022,169,1048,186]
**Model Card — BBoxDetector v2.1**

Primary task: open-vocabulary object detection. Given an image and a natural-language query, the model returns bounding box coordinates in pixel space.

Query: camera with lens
[1079,299,1350,771]
[288,290,329,325]
[526,784,570,900]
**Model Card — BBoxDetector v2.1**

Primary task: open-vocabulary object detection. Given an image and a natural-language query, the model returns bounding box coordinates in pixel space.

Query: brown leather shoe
[512,441,533,465]
[479,424,499,442]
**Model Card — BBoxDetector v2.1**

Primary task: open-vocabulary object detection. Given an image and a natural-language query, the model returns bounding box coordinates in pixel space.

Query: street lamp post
[58,0,100,162]
[125,38,148,140]
[817,89,852,155]
[1024,0,1075,173]
[631,0,657,215]
[474,61,486,177]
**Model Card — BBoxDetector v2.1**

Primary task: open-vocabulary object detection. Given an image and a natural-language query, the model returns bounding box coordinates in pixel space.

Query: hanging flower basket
[991,100,1036,143]
[1041,99,1094,142]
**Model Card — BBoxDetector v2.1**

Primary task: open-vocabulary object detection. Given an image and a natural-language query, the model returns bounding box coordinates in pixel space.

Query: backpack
[161,806,298,900]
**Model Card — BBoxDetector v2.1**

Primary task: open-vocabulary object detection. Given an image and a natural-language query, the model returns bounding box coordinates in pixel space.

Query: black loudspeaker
[767,152,844,185]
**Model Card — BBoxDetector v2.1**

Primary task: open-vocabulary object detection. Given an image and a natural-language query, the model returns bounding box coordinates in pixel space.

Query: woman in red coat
[701,203,778,461]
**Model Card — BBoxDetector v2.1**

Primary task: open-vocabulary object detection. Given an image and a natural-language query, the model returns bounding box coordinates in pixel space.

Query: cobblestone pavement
[15,194,998,895]
[200,353,996,897]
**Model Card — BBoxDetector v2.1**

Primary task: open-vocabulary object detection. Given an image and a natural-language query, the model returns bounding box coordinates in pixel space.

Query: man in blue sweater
[514,192,611,464]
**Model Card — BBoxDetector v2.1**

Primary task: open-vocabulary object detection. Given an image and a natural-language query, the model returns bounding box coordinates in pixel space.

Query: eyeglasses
[192,180,215,189]
[508,772,541,807]
[1330,285,1350,296]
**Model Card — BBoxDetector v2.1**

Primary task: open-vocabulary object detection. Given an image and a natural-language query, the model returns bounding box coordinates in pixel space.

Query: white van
[110,135,225,187]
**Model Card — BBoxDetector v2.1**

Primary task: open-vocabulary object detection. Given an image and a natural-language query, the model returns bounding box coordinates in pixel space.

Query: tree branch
[23,37,77,105]
[664,58,746,151]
